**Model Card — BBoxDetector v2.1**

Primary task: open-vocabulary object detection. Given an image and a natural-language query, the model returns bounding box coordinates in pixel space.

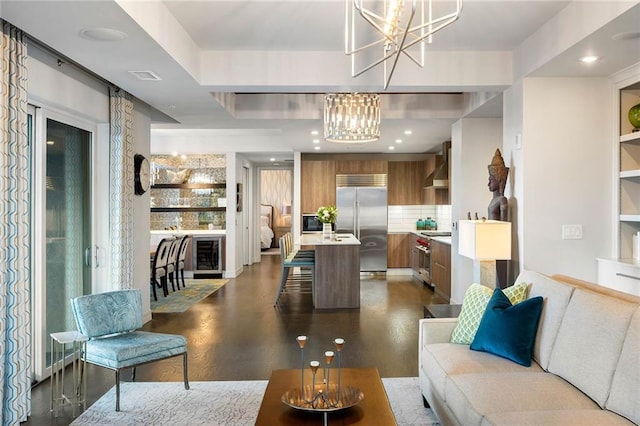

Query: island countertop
[297,233,361,246]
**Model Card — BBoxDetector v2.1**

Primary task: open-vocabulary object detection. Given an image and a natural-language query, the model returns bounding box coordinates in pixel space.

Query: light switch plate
[562,224,583,240]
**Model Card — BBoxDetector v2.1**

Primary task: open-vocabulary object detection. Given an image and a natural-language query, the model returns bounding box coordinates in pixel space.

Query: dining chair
[150,237,175,301]
[175,235,192,289]
[165,237,182,292]
[71,289,189,411]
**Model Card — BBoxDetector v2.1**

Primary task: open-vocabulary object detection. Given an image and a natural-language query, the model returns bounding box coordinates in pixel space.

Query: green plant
[316,205,338,224]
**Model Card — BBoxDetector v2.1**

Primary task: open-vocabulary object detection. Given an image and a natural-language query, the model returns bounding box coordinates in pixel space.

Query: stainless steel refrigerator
[336,184,387,272]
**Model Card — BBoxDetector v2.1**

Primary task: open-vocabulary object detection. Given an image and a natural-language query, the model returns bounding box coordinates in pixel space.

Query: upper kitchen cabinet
[423,142,450,205]
[301,160,336,213]
[336,160,388,174]
[388,161,426,205]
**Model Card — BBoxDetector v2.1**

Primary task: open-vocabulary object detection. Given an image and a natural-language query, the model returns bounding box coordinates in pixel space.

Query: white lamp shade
[458,220,512,260]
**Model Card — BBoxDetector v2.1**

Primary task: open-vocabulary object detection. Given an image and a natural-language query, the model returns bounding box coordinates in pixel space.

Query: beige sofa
[418,270,640,426]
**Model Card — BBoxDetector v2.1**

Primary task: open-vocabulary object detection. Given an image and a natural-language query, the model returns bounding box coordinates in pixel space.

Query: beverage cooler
[192,236,224,278]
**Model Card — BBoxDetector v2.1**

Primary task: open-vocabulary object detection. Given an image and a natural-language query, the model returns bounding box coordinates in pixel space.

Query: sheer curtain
[109,87,135,289]
[0,21,31,424]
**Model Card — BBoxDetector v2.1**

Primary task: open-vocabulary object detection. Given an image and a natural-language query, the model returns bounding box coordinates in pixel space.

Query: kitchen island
[298,233,361,309]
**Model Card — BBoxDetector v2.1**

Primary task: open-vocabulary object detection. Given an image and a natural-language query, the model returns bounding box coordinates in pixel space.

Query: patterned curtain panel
[109,88,134,289]
[0,21,31,424]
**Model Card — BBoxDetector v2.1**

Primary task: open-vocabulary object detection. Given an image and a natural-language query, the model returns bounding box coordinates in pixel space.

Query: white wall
[505,77,614,281]
[450,118,503,304]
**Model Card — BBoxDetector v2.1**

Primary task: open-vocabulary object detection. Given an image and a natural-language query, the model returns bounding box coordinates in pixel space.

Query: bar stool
[50,331,87,417]
[274,236,315,305]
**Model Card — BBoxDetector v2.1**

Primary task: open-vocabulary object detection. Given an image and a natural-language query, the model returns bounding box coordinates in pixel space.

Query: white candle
[297,335,307,348]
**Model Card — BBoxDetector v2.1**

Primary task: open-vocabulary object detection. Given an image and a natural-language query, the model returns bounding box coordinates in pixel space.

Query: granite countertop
[297,233,361,246]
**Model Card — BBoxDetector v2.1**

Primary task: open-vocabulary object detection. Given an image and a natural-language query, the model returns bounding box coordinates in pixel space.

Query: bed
[260,204,275,250]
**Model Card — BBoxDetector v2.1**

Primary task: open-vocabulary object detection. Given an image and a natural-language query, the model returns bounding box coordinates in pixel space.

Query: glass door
[31,109,95,381]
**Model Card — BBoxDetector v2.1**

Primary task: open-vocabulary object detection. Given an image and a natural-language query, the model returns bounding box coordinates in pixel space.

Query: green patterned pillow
[450,282,529,344]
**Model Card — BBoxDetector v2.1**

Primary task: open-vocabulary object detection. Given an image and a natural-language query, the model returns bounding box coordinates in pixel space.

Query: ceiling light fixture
[345,0,463,89]
[395,139,402,143]
[579,55,599,64]
[324,93,381,143]
[313,139,320,144]
[404,130,412,135]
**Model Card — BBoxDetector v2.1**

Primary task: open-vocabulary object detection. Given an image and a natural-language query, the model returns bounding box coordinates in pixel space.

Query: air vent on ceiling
[128,70,162,81]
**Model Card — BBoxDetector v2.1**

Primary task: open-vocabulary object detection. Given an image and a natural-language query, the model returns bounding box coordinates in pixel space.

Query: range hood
[424,141,451,189]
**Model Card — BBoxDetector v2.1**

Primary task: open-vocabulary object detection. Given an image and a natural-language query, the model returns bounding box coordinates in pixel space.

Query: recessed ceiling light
[579,55,599,64]
[171,152,178,157]
[314,146,321,150]
[404,130,412,135]
[270,157,276,162]
[79,27,128,42]
[180,155,187,160]
[388,146,395,150]
[311,130,319,135]
[46,140,55,145]
[395,139,402,144]
[312,139,320,144]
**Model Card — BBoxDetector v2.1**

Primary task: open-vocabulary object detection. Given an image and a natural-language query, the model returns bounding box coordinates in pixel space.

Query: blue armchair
[71,289,189,411]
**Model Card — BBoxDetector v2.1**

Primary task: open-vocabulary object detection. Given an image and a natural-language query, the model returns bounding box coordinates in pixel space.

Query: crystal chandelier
[324,93,381,143]
[345,0,463,89]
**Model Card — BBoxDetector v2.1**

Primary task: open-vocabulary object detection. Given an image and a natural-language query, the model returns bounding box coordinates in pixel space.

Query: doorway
[260,168,292,253]
[30,108,96,381]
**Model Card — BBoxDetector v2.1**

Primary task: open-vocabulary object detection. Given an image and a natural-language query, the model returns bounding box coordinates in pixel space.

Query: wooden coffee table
[255,367,397,425]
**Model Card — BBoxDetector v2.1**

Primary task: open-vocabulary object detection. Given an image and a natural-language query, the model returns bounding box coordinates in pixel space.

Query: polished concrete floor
[24,254,445,425]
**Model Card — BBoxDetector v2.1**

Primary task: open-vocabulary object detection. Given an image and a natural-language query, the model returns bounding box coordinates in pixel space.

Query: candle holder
[334,338,344,402]
[296,336,307,400]
[281,336,362,421]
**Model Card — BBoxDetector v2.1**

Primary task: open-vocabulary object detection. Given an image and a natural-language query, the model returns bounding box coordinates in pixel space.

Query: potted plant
[316,205,338,239]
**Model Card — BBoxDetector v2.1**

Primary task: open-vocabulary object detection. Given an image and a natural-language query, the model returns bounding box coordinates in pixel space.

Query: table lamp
[458,219,511,288]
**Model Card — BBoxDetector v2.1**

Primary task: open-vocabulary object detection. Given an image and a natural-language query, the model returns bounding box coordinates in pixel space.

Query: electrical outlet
[562,224,583,240]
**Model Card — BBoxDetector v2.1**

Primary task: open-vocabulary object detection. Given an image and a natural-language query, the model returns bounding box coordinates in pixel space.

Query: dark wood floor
[24,254,445,425]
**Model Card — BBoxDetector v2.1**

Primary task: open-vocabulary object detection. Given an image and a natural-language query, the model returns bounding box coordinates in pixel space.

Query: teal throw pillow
[470,288,543,367]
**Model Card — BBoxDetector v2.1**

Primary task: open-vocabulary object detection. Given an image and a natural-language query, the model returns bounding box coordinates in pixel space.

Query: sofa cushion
[420,343,543,405]
[517,270,575,370]
[481,409,634,426]
[446,373,599,426]
[548,288,638,408]
[605,307,640,424]
[470,289,543,366]
[451,282,529,344]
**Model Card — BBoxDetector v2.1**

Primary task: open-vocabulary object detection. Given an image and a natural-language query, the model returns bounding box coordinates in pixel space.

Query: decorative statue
[487,149,509,222]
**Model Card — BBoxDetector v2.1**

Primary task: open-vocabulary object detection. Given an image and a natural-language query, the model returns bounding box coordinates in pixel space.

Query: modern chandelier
[345,0,463,89]
[324,93,381,143]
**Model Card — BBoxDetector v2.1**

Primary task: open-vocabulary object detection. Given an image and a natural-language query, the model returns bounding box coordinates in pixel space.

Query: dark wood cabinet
[430,239,451,302]
[387,233,411,268]
[388,161,426,205]
[301,160,336,213]
[335,160,388,174]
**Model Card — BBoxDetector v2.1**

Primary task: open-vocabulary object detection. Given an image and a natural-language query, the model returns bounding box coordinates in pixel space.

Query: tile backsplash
[388,205,452,233]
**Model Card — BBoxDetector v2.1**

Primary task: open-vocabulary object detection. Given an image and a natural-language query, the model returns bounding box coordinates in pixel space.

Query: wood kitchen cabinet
[388,161,426,205]
[336,159,388,174]
[430,239,451,302]
[410,233,420,277]
[301,160,336,213]
[422,155,449,205]
[387,233,411,268]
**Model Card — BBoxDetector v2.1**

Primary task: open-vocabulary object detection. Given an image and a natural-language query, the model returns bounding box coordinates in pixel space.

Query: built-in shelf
[620,132,640,143]
[620,170,640,178]
[620,214,640,222]
[151,183,226,189]
[151,207,226,213]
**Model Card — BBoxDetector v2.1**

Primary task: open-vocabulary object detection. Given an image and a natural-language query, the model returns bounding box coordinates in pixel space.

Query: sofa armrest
[419,318,458,347]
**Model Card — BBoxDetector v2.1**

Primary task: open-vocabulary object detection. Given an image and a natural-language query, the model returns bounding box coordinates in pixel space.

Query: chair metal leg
[115,369,120,412]
[273,265,291,305]
[131,366,136,382]
[180,269,186,288]
[161,276,169,297]
[150,279,158,301]
[183,352,190,390]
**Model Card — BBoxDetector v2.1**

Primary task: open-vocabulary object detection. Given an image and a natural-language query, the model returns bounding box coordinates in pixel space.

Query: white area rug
[71,377,439,425]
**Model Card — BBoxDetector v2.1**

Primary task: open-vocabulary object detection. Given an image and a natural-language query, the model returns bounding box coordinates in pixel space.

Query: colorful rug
[70,377,439,425]
[150,278,229,313]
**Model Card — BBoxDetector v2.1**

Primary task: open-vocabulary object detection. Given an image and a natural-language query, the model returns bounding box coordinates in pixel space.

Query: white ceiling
[1,0,639,162]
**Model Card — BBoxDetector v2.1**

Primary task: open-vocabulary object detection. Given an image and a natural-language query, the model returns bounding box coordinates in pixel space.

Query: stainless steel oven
[415,238,432,284]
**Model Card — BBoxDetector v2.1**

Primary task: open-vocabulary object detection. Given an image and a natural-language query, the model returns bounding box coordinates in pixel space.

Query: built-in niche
[150,154,227,230]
